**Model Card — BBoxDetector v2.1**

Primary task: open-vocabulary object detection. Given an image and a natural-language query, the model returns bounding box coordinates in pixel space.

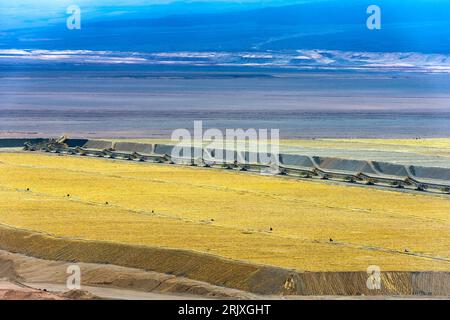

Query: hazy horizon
[2,1,450,139]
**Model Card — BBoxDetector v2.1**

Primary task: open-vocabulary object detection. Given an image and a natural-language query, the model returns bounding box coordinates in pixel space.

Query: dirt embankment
[0,280,98,300]
[0,224,448,297]
[0,248,256,299]
[0,282,65,300]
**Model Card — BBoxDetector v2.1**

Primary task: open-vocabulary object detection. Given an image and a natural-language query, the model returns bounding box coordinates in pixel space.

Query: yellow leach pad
[0,152,449,271]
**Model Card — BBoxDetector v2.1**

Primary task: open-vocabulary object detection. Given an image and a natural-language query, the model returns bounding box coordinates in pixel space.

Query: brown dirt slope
[0,249,256,299]
[0,224,448,296]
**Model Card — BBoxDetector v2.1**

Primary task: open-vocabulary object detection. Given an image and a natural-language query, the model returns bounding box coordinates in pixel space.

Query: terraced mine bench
[155,144,204,165]
[0,138,49,150]
[13,138,450,194]
[201,150,272,170]
[278,155,364,181]
[236,151,275,172]
[71,140,115,157]
[106,142,149,161]
[61,140,161,162]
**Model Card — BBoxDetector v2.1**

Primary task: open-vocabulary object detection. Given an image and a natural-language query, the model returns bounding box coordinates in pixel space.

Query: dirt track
[0,281,66,300]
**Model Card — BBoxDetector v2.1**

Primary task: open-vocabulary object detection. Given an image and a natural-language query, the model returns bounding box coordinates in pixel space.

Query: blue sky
[0,0,310,29]
[1,0,449,54]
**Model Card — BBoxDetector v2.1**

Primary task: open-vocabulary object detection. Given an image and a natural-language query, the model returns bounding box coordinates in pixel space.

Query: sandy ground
[0,249,256,300]
[0,281,66,300]
[0,280,214,300]
[21,283,205,300]
[2,281,448,300]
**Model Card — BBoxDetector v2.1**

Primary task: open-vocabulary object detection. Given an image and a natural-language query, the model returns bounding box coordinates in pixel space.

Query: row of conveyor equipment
[14,137,450,194]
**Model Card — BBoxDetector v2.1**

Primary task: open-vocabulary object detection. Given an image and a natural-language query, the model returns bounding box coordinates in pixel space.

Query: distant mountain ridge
[2,48,450,74]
